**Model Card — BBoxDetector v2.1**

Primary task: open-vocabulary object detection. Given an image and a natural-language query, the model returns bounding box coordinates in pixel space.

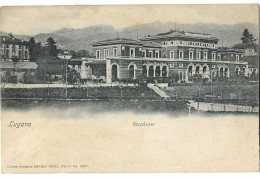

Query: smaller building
[58,50,73,60]
[81,58,106,80]
[68,58,83,74]
[0,35,30,62]
[244,47,258,56]
[242,56,259,80]
[0,62,38,83]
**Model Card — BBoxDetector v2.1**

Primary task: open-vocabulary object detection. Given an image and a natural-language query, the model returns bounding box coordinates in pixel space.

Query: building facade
[58,50,73,60]
[0,35,30,62]
[0,62,38,83]
[90,30,249,83]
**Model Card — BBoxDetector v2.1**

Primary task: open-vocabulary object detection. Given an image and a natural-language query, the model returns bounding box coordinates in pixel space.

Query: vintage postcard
[0,4,259,173]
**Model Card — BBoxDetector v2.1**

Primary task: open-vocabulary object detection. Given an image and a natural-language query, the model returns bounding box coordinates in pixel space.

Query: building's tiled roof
[140,30,219,42]
[217,48,244,53]
[142,41,162,48]
[85,59,106,64]
[0,62,38,69]
[92,38,142,46]
[69,58,83,62]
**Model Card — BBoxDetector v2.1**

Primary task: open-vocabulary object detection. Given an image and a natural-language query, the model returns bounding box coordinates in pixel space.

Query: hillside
[1,22,258,52]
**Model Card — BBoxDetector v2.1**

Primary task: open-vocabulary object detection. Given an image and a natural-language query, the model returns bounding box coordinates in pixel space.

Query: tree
[75,50,90,58]
[28,37,37,61]
[46,37,58,58]
[241,29,255,47]
[35,42,42,60]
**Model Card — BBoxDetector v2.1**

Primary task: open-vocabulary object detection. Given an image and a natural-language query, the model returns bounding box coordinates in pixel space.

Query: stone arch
[162,65,168,77]
[25,51,28,58]
[187,63,195,77]
[128,63,137,79]
[111,62,120,81]
[219,66,224,77]
[235,66,240,75]
[202,64,210,78]
[224,66,230,78]
[155,66,160,77]
[195,64,202,75]
[148,65,154,77]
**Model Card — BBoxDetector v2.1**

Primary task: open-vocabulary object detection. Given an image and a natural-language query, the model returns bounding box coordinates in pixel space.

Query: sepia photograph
[0,3,259,173]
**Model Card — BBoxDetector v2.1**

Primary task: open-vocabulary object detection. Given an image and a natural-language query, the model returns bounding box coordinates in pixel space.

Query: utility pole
[210,70,213,95]
[65,59,68,98]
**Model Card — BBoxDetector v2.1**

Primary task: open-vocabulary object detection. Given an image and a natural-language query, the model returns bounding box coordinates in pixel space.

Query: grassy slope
[1,86,161,100]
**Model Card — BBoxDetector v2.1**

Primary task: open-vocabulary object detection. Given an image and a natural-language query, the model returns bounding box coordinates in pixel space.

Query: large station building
[90,30,248,83]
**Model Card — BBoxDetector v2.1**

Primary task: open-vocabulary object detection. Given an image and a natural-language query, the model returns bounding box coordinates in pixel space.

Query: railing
[102,56,248,64]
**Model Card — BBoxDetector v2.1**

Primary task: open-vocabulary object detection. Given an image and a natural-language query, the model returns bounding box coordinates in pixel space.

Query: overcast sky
[0,4,258,35]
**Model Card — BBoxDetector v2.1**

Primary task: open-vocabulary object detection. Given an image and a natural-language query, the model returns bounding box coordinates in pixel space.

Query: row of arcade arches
[187,64,230,78]
[111,63,169,80]
[111,62,243,81]
[142,65,168,78]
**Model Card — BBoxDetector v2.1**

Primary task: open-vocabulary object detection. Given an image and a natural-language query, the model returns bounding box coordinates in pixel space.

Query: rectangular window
[149,51,153,58]
[212,53,216,61]
[179,50,184,59]
[155,51,160,58]
[203,52,208,60]
[96,50,100,58]
[196,52,201,59]
[130,48,135,58]
[189,51,193,60]
[142,50,146,58]
[170,51,174,59]
[236,55,239,62]
[104,49,109,58]
[113,48,117,57]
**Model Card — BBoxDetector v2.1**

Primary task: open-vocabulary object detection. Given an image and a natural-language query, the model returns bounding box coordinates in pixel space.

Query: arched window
[149,66,154,77]
[25,51,28,58]
[129,65,135,79]
[162,66,167,77]
[235,67,240,75]
[196,66,200,74]
[203,66,207,74]
[188,65,193,77]
[6,49,9,57]
[224,67,229,77]
[220,67,224,77]
[142,65,147,77]
[111,64,119,81]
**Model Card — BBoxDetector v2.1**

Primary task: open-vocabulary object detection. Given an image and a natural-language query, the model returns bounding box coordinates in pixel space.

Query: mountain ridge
[1,22,258,52]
